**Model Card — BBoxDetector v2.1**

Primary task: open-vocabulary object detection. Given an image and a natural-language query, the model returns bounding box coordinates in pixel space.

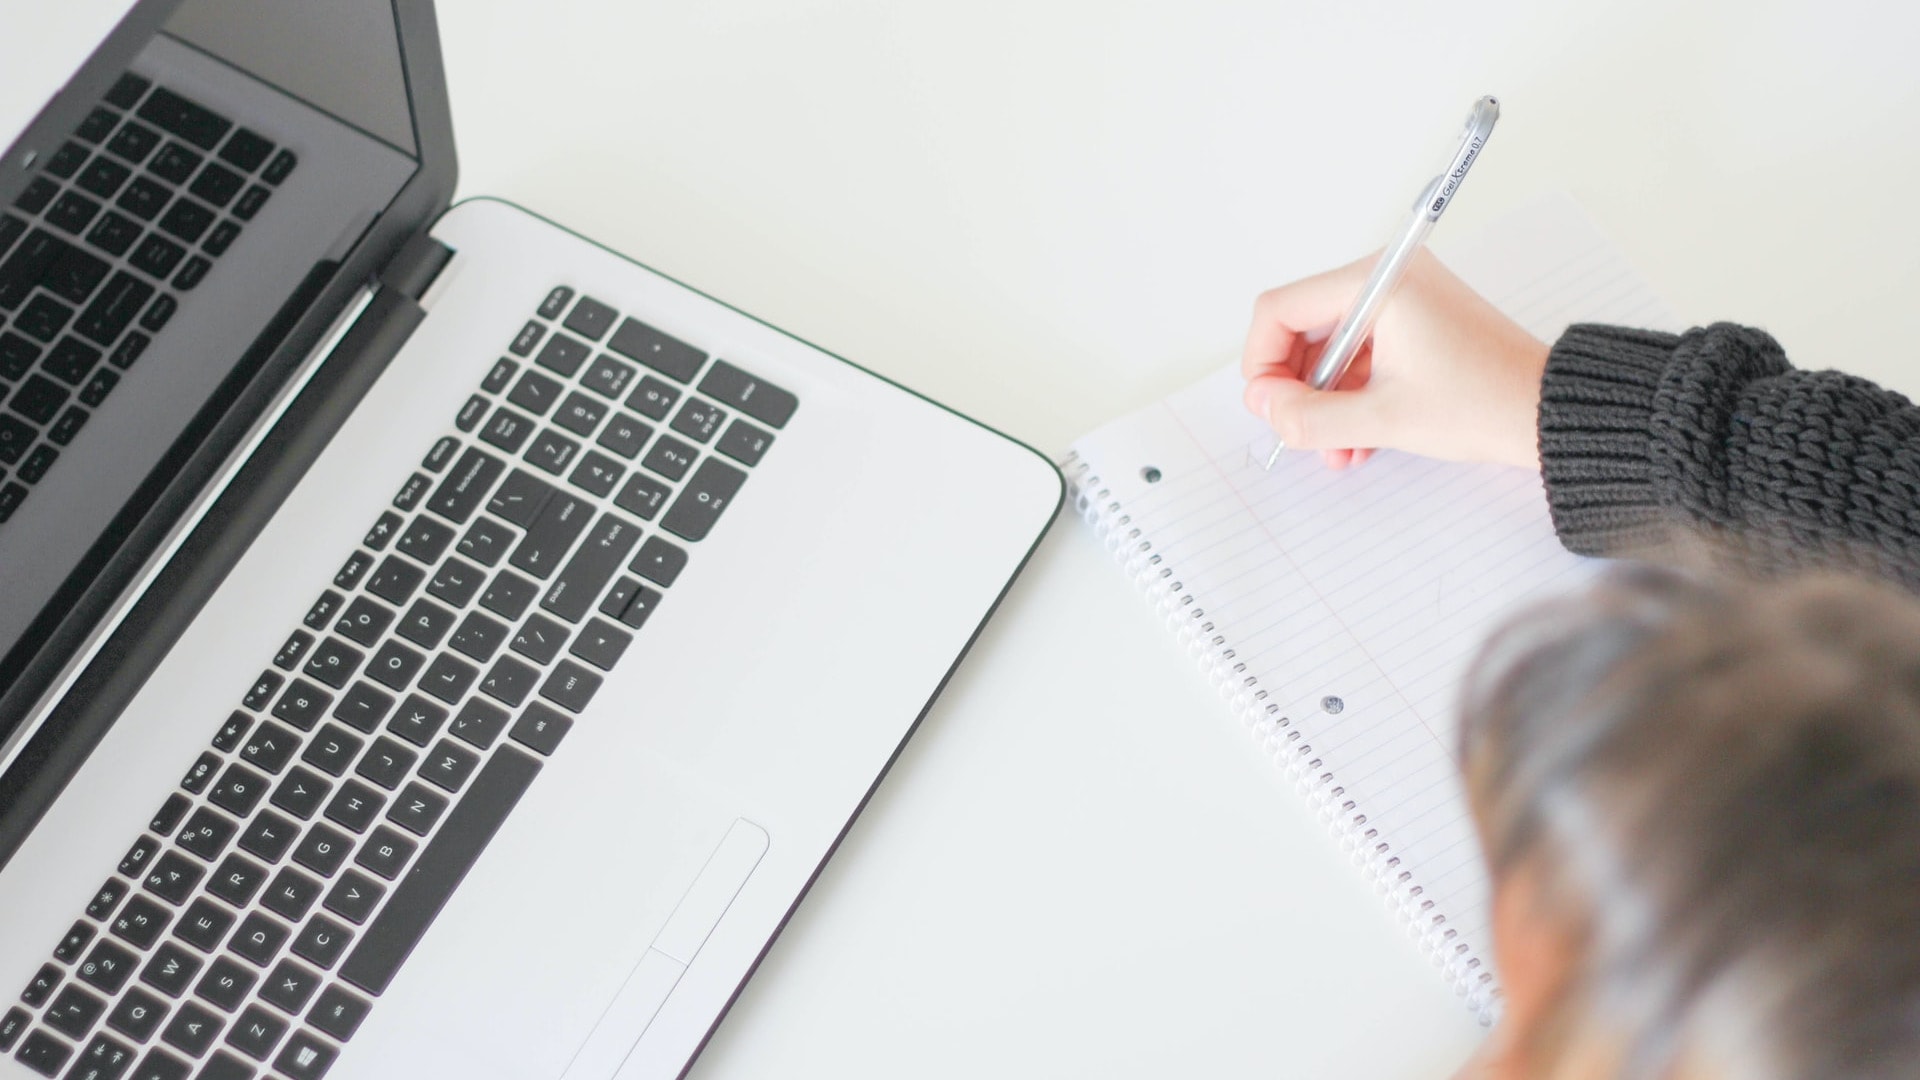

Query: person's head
[1459,568,1920,1080]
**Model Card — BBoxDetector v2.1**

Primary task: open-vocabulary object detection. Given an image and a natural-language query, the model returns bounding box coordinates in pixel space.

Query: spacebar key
[339,746,541,995]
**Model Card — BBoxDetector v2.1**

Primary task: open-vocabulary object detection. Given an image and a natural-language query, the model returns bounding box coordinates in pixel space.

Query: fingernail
[1244,379,1271,417]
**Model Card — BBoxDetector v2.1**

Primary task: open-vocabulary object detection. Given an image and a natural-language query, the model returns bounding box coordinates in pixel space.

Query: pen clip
[1423,95,1500,223]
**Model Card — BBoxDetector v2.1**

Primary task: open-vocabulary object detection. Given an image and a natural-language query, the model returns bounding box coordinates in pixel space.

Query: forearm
[1537,323,1920,583]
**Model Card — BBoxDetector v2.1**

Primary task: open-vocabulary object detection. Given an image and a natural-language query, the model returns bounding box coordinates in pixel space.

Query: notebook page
[1069,194,1678,1011]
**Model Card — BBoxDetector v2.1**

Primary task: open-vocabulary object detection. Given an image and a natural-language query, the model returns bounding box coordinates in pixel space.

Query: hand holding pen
[1242,98,1547,471]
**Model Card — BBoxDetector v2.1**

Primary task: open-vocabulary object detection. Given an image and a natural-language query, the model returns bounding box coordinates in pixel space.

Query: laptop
[0,2,1061,1077]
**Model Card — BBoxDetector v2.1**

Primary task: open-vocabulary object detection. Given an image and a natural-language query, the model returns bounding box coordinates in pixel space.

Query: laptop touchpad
[560,819,769,1079]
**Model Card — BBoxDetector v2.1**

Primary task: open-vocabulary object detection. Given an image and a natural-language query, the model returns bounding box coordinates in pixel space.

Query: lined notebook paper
[1065,195,1678,1020]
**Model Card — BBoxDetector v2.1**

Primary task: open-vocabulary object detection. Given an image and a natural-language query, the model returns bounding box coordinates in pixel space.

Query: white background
[11,2,1920,1077]
[429,2,1920,1077]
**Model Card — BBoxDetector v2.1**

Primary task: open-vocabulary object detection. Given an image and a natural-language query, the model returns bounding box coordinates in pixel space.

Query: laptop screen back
[0,0,429,755]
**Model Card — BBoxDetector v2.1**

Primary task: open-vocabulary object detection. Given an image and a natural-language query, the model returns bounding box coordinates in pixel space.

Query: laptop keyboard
[0,73,298,527]
[4,286,795,1079]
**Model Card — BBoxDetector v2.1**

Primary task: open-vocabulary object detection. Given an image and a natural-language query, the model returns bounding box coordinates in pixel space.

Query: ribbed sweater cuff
[1538,324,1679,557]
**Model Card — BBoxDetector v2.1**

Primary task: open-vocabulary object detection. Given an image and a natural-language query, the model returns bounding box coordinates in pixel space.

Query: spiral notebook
[1064,195,1679,1020]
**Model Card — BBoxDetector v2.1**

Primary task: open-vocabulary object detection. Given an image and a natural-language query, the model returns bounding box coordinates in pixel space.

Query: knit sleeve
[1537,322,1920,583]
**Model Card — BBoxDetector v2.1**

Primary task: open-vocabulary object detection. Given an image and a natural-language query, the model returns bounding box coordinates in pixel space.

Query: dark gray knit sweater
[1539,323,1920,584]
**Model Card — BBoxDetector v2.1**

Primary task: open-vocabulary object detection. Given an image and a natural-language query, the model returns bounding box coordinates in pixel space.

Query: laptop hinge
[379,232,455,301]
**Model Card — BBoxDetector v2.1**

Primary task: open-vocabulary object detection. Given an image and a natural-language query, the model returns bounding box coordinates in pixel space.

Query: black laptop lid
[0,0,454,770]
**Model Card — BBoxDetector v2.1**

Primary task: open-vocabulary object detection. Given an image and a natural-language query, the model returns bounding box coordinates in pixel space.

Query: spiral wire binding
[1063,451,1500,1023]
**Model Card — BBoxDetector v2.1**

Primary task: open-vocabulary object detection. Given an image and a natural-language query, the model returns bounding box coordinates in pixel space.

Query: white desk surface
[434,2,1920,1076]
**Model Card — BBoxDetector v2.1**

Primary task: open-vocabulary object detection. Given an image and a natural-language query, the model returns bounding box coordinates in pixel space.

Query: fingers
[1244,373,1391,453]
[1240,254,1376,382]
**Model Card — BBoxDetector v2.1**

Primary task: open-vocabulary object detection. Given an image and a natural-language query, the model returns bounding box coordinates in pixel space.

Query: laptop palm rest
[562,819,769,1079]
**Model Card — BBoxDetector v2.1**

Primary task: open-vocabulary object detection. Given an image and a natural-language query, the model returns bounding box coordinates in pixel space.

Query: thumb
[1245,374,1389,452]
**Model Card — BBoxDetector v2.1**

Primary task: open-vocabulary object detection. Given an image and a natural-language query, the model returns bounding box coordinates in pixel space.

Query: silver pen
[1261,95,1501,470]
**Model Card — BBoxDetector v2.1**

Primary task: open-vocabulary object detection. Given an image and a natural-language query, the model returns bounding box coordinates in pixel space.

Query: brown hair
[1460,567,1920,1079]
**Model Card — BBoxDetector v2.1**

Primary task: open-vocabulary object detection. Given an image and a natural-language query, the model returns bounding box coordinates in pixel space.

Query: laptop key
[395,517,455,565]
[189,162,243,208]
[21,963,62,1007]
[445,687,510,749]
[130,1047,191,1080]
[612,473,670,522]
[339,747,541,994]
[661,457,748,542]
[540,513,640,623]
[302,724,365,778]
[143,853,204,906]
[509,490,592,578]
[49,403,92,446]
[0,1010,20,1054]
[478,654,538,707]
[508,320,544,357]
[307,985,369,1042]
[426,447,504,524]
[324,780,387,835]
[238,719,299,775]
[160,999,222,1056]
[456,517,515,567]
[423,435,459,472]
[540,661,603,713]
[553,390,606,436]
[138,88,231,151]
[44,244,111,305]
[141,294,177,334]
[219,129,274,172]
[242,670,284,711]
[333,597,393,648]
[106,120,161,164]
[207,763,270,817]
[581,354,636,399]
[232,185,270,221]
[262,149,298,185]
[259,959,322,1015]
[417,653,478,704]
[486,469,554,527]
[699,359,799,428]
[272,629,315,670]
[562,295,617,341]
[533,333,590,378]
[332,551,372,590]
[270,766,333,821]
[78,937,139,993]
[302,590,344,631]
[13,1029,70,1077]
[382,780,445,841]
[567,450,623,498]
[479,406,535,454]
[509,613,566,665]
[228,912,290,967]
[173,254,211,290]
[209,713,251,754]
[176,806,237,861]
[84,211,140,257]
[261,868,323,923]
[509,703,572,756]
[665,395,721,441]
[117,834,160,877]
[355,737,417,791]
[54,921,97,963]
[106,986,168,1042]
[391,471,431,511]
[44,984,106,1039]
[193,956,256,1013]
[524,428,580,475]
[365,556,425,606]
[292,822,353,877]
[110,892,172,949]
[113,177,169,223]
[206,854,269,909]
[625,374,680,421]
[271,679,332,731]
[237,811,299,864]
[78,368,118,407]
[396,597,457,649]
[595,412,651,460]
[291,915,353,970]
[166,904,228,958]
[74,271,153,346]
[418,739,478,793]
[385,695,448,748]
[447,612,508,664]
[631,536,687,587]
[537,286,574,320]
[616,585,663,631]
[130,232,185,278]
[608,318,704,383]
[145,139,198,183]
[716,418,773,466]
[356,824,420,877]
[506,369,562,416]
[640,434,695,481]
[84,879,128,921]
[224,1003,287,1061]
[180,752,220,794]
[274,1030,337,1080]
[454,393,488,432]
[569,619,632,672]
